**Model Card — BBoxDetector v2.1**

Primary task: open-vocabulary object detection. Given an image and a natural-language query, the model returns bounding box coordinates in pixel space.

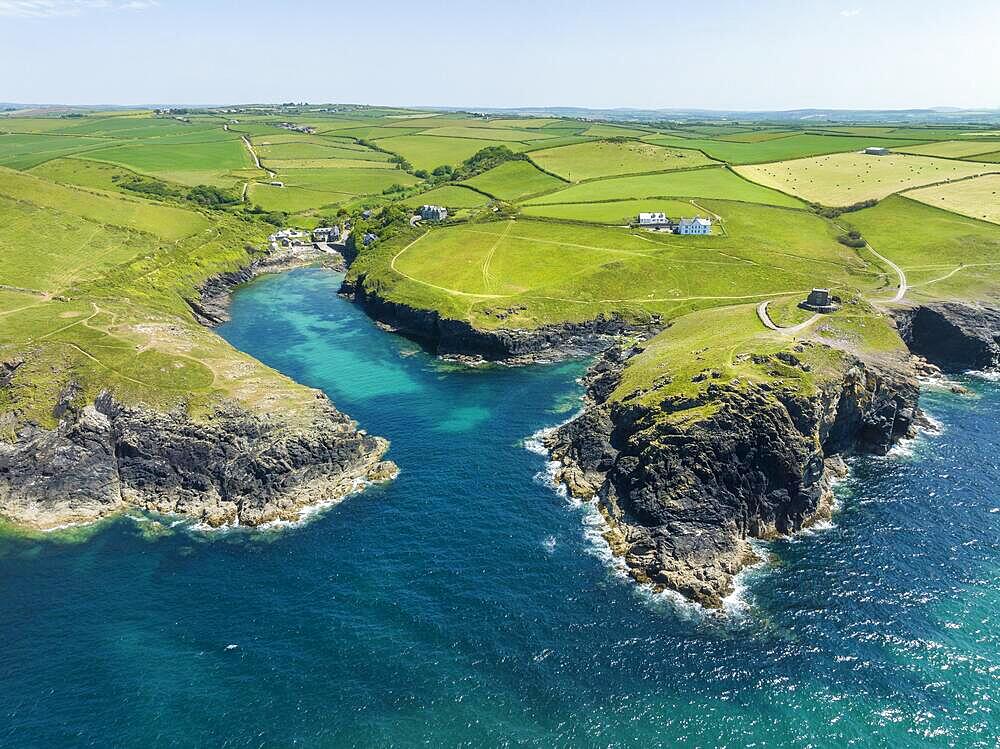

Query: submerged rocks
[0,390,395,531]
[546,348,921,609]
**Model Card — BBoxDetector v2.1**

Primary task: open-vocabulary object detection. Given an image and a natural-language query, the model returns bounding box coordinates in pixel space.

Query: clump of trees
[837,230,867,248]
[811,198,878,219]
[419,146,526,188]
[116,175,239,209]
[186,184,240,207]
[346,203,413,255]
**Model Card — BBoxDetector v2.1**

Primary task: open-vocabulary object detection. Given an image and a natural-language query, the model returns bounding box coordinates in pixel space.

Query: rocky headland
[538,300,999,608]
[1,242,396,532]
[0,386,395,531]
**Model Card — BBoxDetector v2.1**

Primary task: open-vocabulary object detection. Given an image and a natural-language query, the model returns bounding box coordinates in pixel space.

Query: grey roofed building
[864,146,890,156]
[799,287,838,313]
[419,204,449,221]
[676,217,712,235]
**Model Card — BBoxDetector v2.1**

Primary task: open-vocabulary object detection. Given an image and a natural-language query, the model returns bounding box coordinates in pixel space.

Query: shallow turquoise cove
[2,268,997,746]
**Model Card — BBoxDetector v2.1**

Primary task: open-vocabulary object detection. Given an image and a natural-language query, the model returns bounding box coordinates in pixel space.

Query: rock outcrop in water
[894,302,1000,372]
[341,274,654,362]
[0,389,395,530]
[544,346,921,608]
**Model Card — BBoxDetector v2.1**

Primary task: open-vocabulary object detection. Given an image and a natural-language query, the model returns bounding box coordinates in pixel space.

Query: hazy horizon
[1,0,998,111]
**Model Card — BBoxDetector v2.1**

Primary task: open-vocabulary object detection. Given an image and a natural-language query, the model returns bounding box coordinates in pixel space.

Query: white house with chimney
[637,212,669,226]
[676,217,712,235]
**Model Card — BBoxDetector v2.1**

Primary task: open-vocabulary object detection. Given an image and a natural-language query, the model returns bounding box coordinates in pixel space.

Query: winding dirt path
[757,300,821,335]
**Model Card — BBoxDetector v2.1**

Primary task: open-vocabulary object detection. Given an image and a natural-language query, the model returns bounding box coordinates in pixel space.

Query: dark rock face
[546,352,920,608]
[0,391,393,529]
[190,247,341,327]
[894,303,1000,372]
[343,275,653,362]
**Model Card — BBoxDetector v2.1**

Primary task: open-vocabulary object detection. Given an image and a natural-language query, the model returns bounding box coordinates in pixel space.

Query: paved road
[757,300,821,334]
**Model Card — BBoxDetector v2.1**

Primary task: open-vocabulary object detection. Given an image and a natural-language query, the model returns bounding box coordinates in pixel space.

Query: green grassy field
[905,173,1000,225]
[737,152,997,205]
[375,135,532,171]
[402,185,491,209]
[896,140,1000,158]
[461,160,565,200]
[0,160,330,434]
[520,198,701,225]
[2,106,997,445]
[529,140,716,181]
[847,195,1000,300]
[349,203,880,331]
[79,138,253,187]
[642,133,930,164]
[524,166,804,208]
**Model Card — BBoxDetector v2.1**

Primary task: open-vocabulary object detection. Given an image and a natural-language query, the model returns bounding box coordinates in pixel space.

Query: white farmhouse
[676,217,712,235]
[637,212,668,226]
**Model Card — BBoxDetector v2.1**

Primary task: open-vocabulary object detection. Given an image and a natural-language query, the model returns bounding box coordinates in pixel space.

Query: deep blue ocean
[2,268,998,747]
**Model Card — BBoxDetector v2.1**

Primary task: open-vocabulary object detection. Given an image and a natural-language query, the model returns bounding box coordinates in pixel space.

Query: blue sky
[1,0,997,110]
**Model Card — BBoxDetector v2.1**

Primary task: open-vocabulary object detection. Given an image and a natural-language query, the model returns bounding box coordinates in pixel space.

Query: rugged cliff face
[894,302,1000,372]
[0,389,395,530]
[342,274,652,362]
[190,246,342,327]
[545,347,921,608]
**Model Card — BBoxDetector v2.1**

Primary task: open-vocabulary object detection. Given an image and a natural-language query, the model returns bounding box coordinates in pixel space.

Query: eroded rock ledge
[341,274,656,363]
[0,390,396,531]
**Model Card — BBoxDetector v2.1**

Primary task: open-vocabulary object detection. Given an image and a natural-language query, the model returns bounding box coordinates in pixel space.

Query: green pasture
[520,198,705,225]
[402,185,491,209]
[737,152,997,205]
[349,202,879,331]
[462,160,565,200]
[524,166,804,208]
[642,133,931,164]
[0,166,208,240]
[529,140,716,181]
[376,135,532,171]
[0,134,111,170]
[896,140,1000,158]
[847,196,1000,300]
[79,138,253,186]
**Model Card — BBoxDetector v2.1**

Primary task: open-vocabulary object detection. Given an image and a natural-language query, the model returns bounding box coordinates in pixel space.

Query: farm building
[269,181,284,188]
[864,146,890,156]
[362,232,379,247]
[419,205,449,221]
[676,217,712,235]
[800,288,838,313]
[637,212,669,226]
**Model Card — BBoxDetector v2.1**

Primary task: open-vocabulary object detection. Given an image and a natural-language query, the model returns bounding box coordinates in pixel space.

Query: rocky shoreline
[539,301,999,608]
[1,243,396,532]
[0,388,396,531]
[341,273,658,364]
[190,244,345,328]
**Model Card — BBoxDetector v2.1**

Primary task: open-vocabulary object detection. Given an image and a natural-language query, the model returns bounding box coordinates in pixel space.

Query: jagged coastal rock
[894,302,1000,372]
[341,274,656,362]
[0,389,395,530]
[545,347,921,608]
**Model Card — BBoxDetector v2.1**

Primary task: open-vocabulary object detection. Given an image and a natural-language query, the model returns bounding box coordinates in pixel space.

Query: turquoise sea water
[2,268,998,747]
